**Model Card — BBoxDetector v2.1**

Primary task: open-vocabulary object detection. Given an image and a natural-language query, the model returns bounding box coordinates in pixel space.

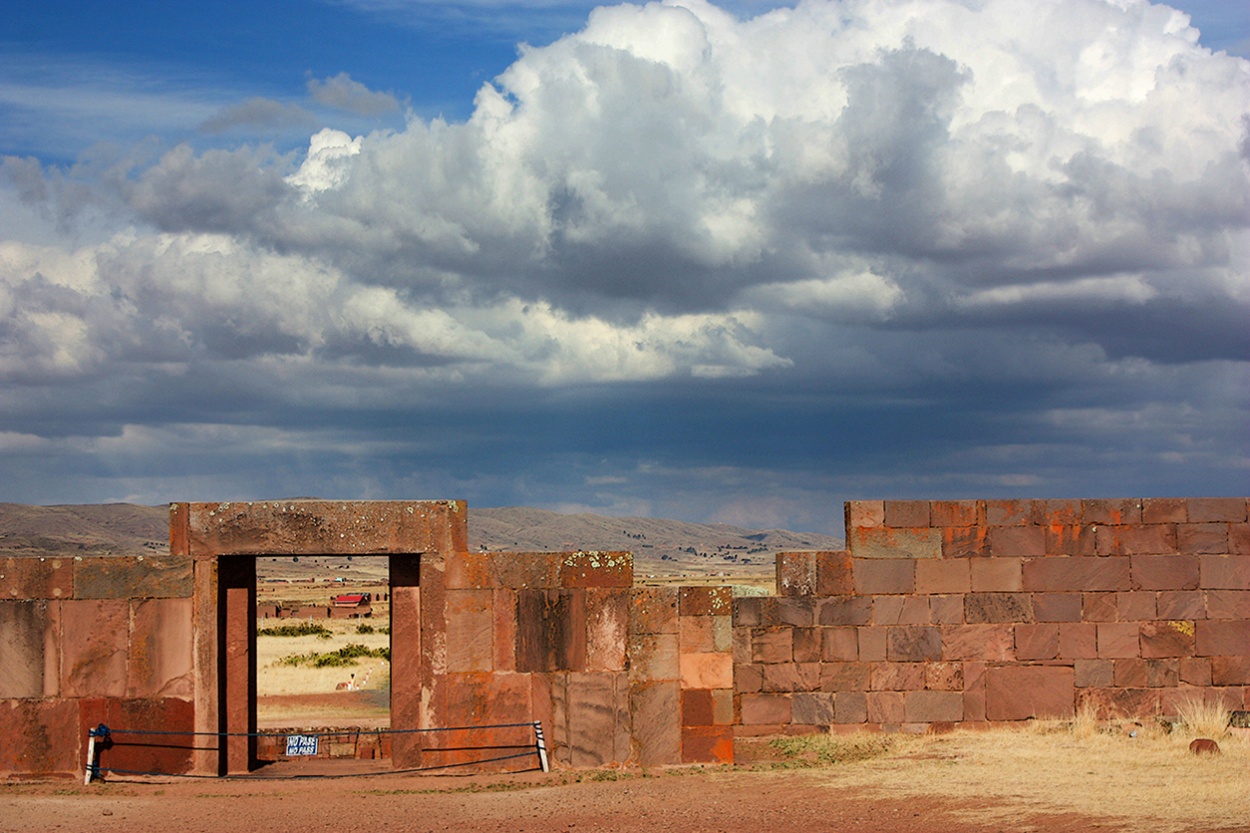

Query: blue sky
[1,0,1247,533]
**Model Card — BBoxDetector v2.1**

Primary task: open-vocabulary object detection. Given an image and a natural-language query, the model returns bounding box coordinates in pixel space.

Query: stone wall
[734,498,1250,734]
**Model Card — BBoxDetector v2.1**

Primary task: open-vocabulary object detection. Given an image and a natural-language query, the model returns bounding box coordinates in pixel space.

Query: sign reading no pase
[285,735,319,756]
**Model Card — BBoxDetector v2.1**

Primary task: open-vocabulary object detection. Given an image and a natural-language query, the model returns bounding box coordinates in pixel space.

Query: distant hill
[0,502,844,577]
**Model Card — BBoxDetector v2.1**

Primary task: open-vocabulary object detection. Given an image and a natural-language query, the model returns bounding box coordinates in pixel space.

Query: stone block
[985,499,1039,526]
[127,597,193,698]
[1096,525,1178,556]
[1015,623,1059,660]
[941,624,1014,662]
[1032,593,1081,622]
[792,628,821,663]
[1187,498,1247,523]
[834,691,868,724]
[1131,554,1199,591]
[986,665,1075,720]
[75,556,193,600]
[869,662,923,691]
[681,725,733,764]
[1231,524,1250,555]
[560,551,632,589]
[681,687,714,726]
[1211,657,1250,686]
[0,601,49,698]
[1195,620,1250,657]
[850,527,940,560]
[1114,658,1148,687]
[1206,590,1250,620]
[791,692,836,724]
[1,556,72,600]
[823,662,871,691]
[970,557,1022,592]
[681,652,733,689]
[867,690,905,723]
[739,693,791,725]
[1040,499,1083,524]
[1058,623,1098,659]
[586,589,629,672]
[516,589,585,673]
[887,626,941,662]
[858,626,887,661]
[1157,590,1205,620]
[490,552,562,590]
[821,627,859,662]
[1075,658,1114,687]
[1081,499,1142,525]
[680,612,716,654]
[905,690,963,722]
[1096,623,1140,658]
[943,527,989,558]
[679,586,732,616]
[816,551,855,596]
[60,599,129,698]
[916,559,971,594]
[818,595,872,626]
[846,500,885,529]
[988,526,1046,558]
[872,595,903,625]
[1142,498,1188,524]
[1200,556,1250,589]
[565,672,629,767]
[965,592,1033,624]
[853,559,915,594]
[79,697,196,778]
[929,500,981,527]
[445,551,498,590]
[1179,657,1212,686]
[924,662,963,691]
[1082,592,1118,622]
[1178,523,1229,554]
[929,594,964,624]
[445,589,494,673]
[731,595,772,629]
[630,586,679,635]
[751,628,792,664]
[1045,524,1098,556]
[774,597,817,627]
[627,632,678,682]
[1116,591,1156,621]
[884,500,930,527]
[735,662,763,693]
[712,688,734,724]
[776,552,816,596]
[493,588,517,672]
[1022,557,1131,592]
[762,662,802,692]
[1147,659,1179,687]
[0,699,80,774]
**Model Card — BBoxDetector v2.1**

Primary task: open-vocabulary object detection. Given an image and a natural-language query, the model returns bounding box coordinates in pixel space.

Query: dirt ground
[2,758,1243,833]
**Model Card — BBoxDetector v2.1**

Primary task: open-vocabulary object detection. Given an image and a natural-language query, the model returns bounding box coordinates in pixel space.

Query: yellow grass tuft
[1174,696,1232,740]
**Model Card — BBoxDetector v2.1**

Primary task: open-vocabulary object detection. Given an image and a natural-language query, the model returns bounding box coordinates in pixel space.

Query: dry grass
[808,717,1249,832]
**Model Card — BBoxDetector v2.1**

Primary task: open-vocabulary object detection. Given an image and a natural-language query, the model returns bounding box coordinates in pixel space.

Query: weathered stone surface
[1179,656,1212,686]
[585,589,629,672]
[1096,623,1141,658]
[73,555,192,600]
[774,597,817,627]
[887,626,941,662]
[0,699,79,774]
[1074,658,1114,687]
[751,628,792,664]
[791,692,835,724]
[914,559,970,595]
[941,624,1014,662]
[681,687,714,726]
[929,594,963,624]
[817,596,872,626]
[905,690,963,722]
[1187,498,1247,523]
[1116,591,1156,621]
[1,556,72,600]
[565,672,630,768]
[1142,498,1188,524]
[493,588,517,672]
[943,526,989,558]
[1113,658,1148,687]
[792,628,821,663]
[1196,619,1250,656]
[869,662,923,691]
[1083,592,1118,622]
[0,601,49,698]
[679,586,732,616]
[490,552,562,590]
[516,589,586,673]
[1211,656,1250,685]
[884,500,930,527]
[681,725,734,764]
[970,558,1022,592]
[1058,623,1098,659]
[680,652,733,689]
[627,632,678,682]
[60,599,129,698]
[1032,593,1081,622]
[1157,590,1205,620]
[1139,620,1195,658]
[1130,554,1199,591]
[834,691,868,724]
[985,665,1074,720]
[1200,556,1250,590]
[80,697,197,777]
[823,662,871,692]
[127,597,193,698]
[1205,590,1250,620]
[816,551,855,596]
[965,593,1033,624]
[858,626,887,661]
[1015,623,1059,660]
[735,663,763,693]
[850,527,940,560]
[739,693,791,725]
[867,690,906,723]
[821,627,859,662]
[1082,499,1143,525]
[173,500,466,555]
[632,586,679,634]
[984,499,1042,526]
[446,589,494,673]
[929,500,981,527]
[988,526,1046,558]
[846,501,885,529]
[776,552,816,596]
[1096,524,1178,556]
[560,551,632,589]
[854,559,916,594]
[1022,556,1131,592]
[1044,524,1098,557]
[1178,524,1229,554]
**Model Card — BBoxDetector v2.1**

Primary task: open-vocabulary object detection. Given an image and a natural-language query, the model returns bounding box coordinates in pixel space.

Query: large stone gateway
[1,497,1246,778]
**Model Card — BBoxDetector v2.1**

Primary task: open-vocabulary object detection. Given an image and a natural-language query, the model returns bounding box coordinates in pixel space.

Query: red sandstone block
[1045,524,1098,556]
[929,500,981,527]
[943,527,989,558]
[1032,593,1082,622]
[1143,498,1188,524]
[731,596,773,629]
[1083,592,1118,622]
[1075,658,1113,687]
[970,558,1022,592]
[792,628,821,663]
[941,624,1014,661]
[494,588,518,672]
[929,594,964,624]
[762,663,802,692]
[965,592,1033,624]
[735,663,764,693]
[1179,523,1229,554]
[680,586,732,616]
[739,693,792,725]
[751,628,793,664]
[1211,657,1250,686]
[984,499,1038,526]
[854,559,916,594]
[679,613,717,654]
[834,691,869,724]
[872,595,929,625]
[850,527,941,560]
[1114,658,1148,687]
[681,652,733,690]
[1015,623,1060,660]
[1096,524,1178,556]
[905,690,963,722]
[1187,498,1248,523]
[823,662,871,692]
[682,688,715,726]
[1230,523,1250,554]
[924,662,964,691]
[884,500,930,527]
[1140,620,1195,660]
[631,587,679,635]
[916,559,970,594]
[629,633,678,682]
[818,596,872,626]
[1058,623,1098,659]
[869,662,924,691]
[988,526,1046,558]
[887,626,942,661]
[0,557,73,600]
[1023,557,1131,592]
[445,589,495,673]
[846,500,885,529]
[1116,591,1156,621]
[1041,499,1083,524]
[60,599,129,698]
[1199,556,1250,589]
[1130,554,1199,591]
[774,597,817,627]
[560,551,632,588]
[127,597,193,699]
[858,626,887,662]
[1078,687,1161,720]
[1097,623,1140,658]
[963,687,986,722]
[816,551,855,596]
[1082,499,1142,525]
[777,552,816,596]
[1179,657,1212,686]
[1206,590,1250,619]
[1147,659,1179,687]
[790,692,835,725]
[1195,619,1250,656]
[986,665,1075,719]
[1157,590,1205,620]
[681,725,734,764]
[867,691,905,723]
[821,627,859,661]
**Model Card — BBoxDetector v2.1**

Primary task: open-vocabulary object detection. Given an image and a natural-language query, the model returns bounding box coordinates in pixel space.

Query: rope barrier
[84,720,550,783]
